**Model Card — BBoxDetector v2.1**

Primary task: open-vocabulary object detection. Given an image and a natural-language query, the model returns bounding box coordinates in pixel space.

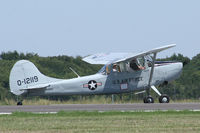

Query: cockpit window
[137,57,145,67]
[98,55,153,74]
[112,64,121,72]
[98,64,112,75]
[106,65,112,74]
[130,57,145,71]
[98,65,106,74]
[130,59,140,71]
[145,55,153,67]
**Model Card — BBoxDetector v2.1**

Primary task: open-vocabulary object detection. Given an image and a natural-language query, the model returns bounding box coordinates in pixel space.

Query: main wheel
[144,96,154,103]
[17,101,23,106]
[143,97,147,103]
[159,95,170,103]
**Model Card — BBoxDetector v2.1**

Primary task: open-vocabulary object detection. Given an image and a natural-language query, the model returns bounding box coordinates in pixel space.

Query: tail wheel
[159,95,170,103]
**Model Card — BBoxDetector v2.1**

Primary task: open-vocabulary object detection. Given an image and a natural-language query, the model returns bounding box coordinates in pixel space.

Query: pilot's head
[113,64,118,71]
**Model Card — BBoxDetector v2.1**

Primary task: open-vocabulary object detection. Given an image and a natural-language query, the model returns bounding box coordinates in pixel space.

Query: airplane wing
[82,53,133,65]
[82,44,176,65]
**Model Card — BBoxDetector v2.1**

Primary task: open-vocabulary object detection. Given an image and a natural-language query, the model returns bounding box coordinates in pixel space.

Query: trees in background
[0,51,200,102]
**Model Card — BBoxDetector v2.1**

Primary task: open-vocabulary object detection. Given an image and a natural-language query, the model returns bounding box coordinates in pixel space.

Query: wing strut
[147,53,157,95]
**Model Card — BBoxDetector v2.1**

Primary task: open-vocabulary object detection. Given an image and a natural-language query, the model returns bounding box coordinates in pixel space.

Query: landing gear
[143,88,154,104]
[159,95,170,103]
[17,101,23,106]
[143,96,154,103]
[143,86,170,104]
[16,96,23,106]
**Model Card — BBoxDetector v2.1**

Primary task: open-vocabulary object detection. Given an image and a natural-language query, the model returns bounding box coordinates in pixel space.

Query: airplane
[9,44,183,105]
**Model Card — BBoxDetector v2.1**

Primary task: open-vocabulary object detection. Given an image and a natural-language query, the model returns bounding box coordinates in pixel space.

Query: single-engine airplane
[9,44,182,105]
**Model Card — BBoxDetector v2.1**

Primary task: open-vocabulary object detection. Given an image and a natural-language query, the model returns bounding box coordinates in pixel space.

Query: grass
[0,111,200,133]
[0,96,144,105]
[0,98,112,105]
[1,98,200,105]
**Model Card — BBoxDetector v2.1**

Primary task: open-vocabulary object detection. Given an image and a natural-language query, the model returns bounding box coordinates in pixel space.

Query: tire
[143,97,147,103]
[159,95,170,103]
[144,96,154,103]
[17,101,23,106]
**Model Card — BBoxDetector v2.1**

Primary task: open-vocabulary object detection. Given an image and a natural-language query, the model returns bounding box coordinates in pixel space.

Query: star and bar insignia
[83,80,102,90]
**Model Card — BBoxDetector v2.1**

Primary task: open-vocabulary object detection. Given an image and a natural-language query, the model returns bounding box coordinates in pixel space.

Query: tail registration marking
[17,76,38,86]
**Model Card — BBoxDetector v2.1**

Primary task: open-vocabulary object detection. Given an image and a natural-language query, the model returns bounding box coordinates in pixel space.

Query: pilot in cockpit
[130,59,145,71]
[113,64,121,72]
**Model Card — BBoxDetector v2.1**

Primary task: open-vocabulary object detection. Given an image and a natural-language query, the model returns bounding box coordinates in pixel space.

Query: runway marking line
[1,110,200,115]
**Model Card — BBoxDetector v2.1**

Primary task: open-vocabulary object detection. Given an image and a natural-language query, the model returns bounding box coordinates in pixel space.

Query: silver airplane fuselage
[26,62,182,96]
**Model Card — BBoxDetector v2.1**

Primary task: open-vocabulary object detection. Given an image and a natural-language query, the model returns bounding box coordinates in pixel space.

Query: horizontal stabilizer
[19,84,50,91]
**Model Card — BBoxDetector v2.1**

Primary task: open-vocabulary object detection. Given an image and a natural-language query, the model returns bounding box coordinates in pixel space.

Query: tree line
[0,51,199,102]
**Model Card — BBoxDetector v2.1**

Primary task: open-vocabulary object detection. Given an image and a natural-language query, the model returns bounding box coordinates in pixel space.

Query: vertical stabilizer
[9,60,60,95]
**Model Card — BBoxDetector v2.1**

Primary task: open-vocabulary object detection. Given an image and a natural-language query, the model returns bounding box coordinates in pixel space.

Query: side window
[130,59,140,71]
[98,65,112,75]
[145,55,153,67]
[100,64,121,74]
[119,62,127,72]
[112,64,121,72]
[130,58,145,71]
[137,57,145,67]
[106,64,112,74]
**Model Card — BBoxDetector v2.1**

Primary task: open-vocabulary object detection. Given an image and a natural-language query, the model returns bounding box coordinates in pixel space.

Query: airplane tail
[9,60,60,96]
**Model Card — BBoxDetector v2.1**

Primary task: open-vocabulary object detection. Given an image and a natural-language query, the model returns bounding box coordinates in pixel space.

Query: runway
[0,103,200,113]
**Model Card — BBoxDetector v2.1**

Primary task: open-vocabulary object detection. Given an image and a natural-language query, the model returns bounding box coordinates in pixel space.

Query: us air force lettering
[9,44,183,105]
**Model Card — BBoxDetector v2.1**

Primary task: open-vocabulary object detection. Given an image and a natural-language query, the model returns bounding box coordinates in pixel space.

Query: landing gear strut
[143,52,171,104]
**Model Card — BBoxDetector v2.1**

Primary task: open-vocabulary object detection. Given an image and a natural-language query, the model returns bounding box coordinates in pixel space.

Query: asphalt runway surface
[0,103,200,113]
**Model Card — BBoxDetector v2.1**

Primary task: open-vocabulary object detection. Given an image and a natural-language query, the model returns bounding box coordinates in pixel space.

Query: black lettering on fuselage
[112,77,143,85]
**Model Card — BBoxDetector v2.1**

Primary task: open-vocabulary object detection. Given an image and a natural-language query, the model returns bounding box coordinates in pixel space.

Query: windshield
[98,64,112,75]
[98,65,106,74]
